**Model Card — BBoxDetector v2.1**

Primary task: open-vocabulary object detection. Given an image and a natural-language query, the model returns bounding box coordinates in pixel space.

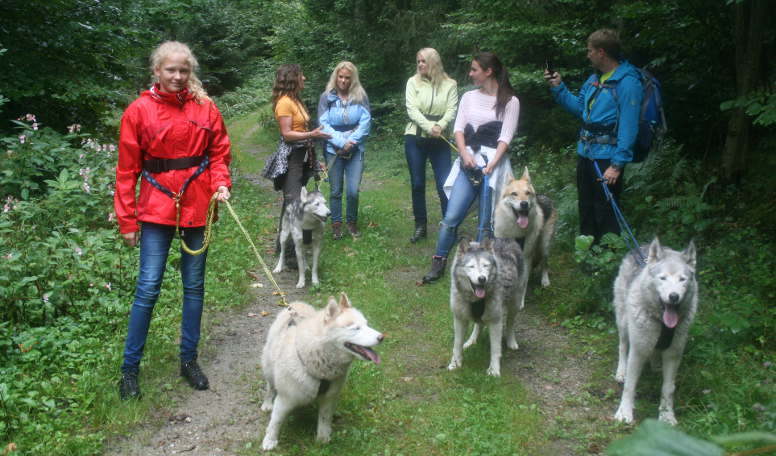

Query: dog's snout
[478,276,487,285]
[377,333,385,343]
[519,201,529,210]
[669,292,679,303]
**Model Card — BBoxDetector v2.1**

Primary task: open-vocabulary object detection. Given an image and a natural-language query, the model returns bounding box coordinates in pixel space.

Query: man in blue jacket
[545,28,642,243]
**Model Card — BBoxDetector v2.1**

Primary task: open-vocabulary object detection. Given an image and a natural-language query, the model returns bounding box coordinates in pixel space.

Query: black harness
[464,121,502,152]
[470,299,486,320]
[141,154,210,200]
[655,324,676,350]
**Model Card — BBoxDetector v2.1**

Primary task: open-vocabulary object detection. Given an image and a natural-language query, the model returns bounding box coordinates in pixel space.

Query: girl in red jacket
[114,41,231,400]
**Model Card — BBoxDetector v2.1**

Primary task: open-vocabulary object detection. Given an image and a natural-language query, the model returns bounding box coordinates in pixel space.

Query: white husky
[447,238,525,377]
[260,293,383,451]
[613,238,698,425]
[274,187,330,288]
[494,167,556,309]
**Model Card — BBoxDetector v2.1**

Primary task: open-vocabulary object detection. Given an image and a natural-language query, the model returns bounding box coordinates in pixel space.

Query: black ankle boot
[422,255,447,283]
[119,371,142,400]
[409,221,427,243]
[181,359,209,391]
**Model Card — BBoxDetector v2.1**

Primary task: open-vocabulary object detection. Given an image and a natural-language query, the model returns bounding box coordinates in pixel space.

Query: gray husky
[273,187,330,288]
[613,237,698,425]
[260,293,384,450]
[447,238,525,377]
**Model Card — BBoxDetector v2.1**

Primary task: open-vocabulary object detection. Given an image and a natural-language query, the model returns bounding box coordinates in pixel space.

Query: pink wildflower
[107,212,116,222]
[25,114,37,122]
[3,253,12,260]
[74,247,83,256]
[3,196,17,213]
[82,182,91,193]
[18,135,26,144]
[105,282,112,291]
[32,122,39,131]
[67,124,81,134]
[42,293,50,304]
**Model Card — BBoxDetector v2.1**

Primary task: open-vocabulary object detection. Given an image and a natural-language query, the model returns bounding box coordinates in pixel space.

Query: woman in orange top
[262,64,330,260]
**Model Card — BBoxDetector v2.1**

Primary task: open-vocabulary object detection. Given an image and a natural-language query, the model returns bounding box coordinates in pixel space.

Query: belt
[332,124,358,132]
[143,155,206,173]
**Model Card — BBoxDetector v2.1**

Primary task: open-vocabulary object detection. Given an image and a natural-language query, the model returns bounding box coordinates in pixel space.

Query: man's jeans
[434,170,492,258]
[326,148,364,223]
[121,222,207,374]
[405,135,451,222]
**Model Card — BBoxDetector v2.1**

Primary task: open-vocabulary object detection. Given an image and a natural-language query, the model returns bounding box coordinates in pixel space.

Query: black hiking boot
[119,371,141,400]
[181,359,209,391]
[409,221,427,243]
[422,255,447,283]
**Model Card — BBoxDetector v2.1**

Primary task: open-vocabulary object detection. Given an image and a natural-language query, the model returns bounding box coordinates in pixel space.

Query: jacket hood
[145,83,193,106]
[607,60,640,83]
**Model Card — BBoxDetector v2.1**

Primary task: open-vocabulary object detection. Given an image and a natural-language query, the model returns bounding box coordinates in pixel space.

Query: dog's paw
[614,371,626,383]
[315,432,331,443]
[614,406,634,424]
[447,358,461,371]
[295,280,305,289]
[260,402,273,413]
[311,278,320,287]
[659,410,678,426]
[462,339,475,350]
[486,365,501,377]
[272,265,282,274]
[541,275,551,288]
[261,436,278,451]
[506,338,519,350]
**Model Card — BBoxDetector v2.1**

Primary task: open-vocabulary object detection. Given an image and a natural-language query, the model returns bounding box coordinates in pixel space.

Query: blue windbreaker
[317,90,371,156]
[551,61,643,166]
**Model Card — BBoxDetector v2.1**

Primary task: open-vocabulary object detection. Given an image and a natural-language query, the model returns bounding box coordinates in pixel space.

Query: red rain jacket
[114,85,232,234]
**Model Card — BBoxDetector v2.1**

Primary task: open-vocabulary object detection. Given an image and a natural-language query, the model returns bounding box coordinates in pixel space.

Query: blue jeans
[434,170,493,258]
[121,222,207,374]
[326,148,363,223]
[405,135,451,222]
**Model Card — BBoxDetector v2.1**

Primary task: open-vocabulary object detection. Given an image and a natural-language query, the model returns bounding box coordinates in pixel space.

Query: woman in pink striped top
[422,52,520,283]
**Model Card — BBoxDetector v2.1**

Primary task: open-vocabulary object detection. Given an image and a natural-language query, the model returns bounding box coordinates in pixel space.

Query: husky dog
[613,238,698,425]
[447,238,525,377]
[260,293,384,450]
[494,167,556,308]
[273,187,330,288]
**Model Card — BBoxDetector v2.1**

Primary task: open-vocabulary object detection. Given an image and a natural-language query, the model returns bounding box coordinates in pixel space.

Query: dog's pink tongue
[517,215,529,229]
[474,287,486,299]
[364,348,381,365]
[663,309,679,328]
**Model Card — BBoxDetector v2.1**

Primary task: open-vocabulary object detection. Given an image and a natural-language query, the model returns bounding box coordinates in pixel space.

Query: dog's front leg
[463,323,480,349]
[658,348,682,425]
[294,240,306,288]
[316,379,345,443]
[260,381,276,412]
[273,234,286,273]
[615,326,629,383]
[447,317,465,371]
[614,346,647,423]
[310,237,321,286]
[486,319,503,377]
[262,395,295,451]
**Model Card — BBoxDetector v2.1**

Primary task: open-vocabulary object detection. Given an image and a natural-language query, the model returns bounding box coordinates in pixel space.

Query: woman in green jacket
[404,47,458,243]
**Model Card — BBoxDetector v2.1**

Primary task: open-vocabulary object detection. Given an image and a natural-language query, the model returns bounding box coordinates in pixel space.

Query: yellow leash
[177,193,288,306]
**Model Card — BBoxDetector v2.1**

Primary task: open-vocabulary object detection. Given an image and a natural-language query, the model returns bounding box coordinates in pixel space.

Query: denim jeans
[434,170,493,258]
[404,135,451,222]
[326,148,363,223]
[121,222,207,374]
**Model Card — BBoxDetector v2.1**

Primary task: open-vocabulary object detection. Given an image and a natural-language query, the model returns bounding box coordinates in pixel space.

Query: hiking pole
[592,161,646,265]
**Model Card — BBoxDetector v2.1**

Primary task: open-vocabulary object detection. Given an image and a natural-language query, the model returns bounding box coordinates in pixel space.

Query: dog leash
[592,161,646,266]
[220,197,289,306]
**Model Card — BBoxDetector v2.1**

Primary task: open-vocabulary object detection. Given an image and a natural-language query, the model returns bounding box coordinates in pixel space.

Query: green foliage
[721,88,776,126]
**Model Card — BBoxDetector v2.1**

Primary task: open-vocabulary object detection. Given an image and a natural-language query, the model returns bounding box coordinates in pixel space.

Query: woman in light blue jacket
[317,61,371,239]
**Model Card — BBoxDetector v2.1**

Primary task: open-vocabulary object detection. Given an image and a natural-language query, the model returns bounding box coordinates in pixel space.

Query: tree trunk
[721,0,766,182]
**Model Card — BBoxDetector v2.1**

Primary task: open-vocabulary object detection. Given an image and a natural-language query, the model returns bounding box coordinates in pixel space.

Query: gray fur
[447,237,526,377]
[613,237,698,425]
[273,187,330,288]
[260,294,383,450]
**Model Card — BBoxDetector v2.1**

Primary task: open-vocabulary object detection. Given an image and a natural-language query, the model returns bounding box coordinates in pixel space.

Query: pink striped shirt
[453,89,520,146]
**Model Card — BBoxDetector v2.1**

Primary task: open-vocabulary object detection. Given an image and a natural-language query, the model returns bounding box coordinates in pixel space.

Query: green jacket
[404,75,458,137]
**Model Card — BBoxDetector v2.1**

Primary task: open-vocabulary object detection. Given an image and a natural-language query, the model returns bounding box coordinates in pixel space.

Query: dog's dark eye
[679,277,686,282]
[511,192,518,196]
[659,276,667,281]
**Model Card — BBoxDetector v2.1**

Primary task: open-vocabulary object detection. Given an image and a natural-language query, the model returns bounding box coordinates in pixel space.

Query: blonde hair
[325,61,367,105]
[414,47,451,87]
[150,41,210,103]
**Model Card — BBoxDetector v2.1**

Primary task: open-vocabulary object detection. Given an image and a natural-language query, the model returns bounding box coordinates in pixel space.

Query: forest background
[0,0,774,454]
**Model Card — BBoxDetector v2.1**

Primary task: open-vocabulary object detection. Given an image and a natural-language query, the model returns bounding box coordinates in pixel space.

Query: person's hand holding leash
[461,149,477,169]
[122,231,139,247]
[215,185,230,201]
[430,124,442,137]
[603,166,621,185]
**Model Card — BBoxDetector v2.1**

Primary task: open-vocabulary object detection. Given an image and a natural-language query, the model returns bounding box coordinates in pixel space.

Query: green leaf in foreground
[606,419,724,456]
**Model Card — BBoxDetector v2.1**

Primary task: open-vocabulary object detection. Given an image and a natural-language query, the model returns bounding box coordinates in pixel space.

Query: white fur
[260,293,383,450]
[613,238,698,425]
[274,187,330,288]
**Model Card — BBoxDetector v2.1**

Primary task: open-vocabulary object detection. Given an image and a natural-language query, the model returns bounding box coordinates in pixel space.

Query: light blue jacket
[551,61,643,166]
[317,90,371,156]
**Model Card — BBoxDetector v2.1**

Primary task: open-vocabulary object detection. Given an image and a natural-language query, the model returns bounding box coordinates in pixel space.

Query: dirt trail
[103,132,615,456]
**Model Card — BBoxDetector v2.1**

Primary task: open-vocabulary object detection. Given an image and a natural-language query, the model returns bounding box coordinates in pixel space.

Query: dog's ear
[458,237,471,254]
[683,240,697,269]
[521,166,531,183]
[647,237,663,263]
[299,186,308,202]
[338,292,352,309]
[480,237,493,250]
[324,295,341,322]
